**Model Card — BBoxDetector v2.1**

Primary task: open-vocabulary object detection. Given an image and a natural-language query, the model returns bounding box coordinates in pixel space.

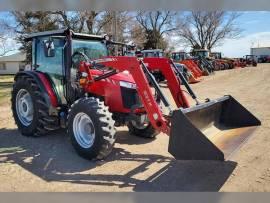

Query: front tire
[127,116,158,139]
[67,97,116,160]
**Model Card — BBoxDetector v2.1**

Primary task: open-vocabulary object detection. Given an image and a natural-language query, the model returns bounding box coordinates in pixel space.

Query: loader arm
[91,56,170,134]
[143,57,190,108]
[88,56,260,161]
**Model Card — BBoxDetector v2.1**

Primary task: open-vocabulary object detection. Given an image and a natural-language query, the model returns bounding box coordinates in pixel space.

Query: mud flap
[168,96,261,161]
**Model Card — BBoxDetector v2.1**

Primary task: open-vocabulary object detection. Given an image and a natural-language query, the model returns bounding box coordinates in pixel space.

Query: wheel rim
[16,89,34,126]
[73,112,95,148]
[131,114,149,130]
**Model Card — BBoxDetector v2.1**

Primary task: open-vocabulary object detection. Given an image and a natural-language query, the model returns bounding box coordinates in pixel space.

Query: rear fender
[14,71,59,109]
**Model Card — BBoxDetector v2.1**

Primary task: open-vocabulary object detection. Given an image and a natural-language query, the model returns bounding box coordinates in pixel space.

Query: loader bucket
[168,96,261,161]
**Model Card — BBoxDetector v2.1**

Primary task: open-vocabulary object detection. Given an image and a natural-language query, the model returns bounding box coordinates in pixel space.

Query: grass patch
[0,146,24,153]
[0,75,15,81]
[0,75,14,104]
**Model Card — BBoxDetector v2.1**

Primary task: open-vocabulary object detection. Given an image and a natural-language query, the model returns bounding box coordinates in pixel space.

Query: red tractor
[171,51,203,83]
[210,52,235,70]
[233,58,246,68]
[11,29,261,161]
[139,50,192,83]
[140,49,166,82]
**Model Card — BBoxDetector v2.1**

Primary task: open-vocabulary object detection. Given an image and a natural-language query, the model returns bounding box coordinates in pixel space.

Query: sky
[0,11,270,57]
[172,11,270,57]
[213,11,270,57]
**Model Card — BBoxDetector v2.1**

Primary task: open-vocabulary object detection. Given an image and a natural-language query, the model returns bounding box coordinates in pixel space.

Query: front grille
[120,87,141,109]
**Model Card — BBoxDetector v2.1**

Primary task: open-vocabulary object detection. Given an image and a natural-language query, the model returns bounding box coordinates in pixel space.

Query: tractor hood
[90,69,135,84]
[110,71,135,84]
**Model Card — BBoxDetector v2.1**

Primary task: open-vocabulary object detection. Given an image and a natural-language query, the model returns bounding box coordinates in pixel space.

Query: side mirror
[43,39,55,57]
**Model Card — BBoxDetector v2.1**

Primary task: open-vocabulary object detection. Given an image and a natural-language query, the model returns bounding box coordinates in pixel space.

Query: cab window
[72,40,108,60]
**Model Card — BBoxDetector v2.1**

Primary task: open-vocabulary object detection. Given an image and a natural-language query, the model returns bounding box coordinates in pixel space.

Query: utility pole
[112,11,117,42]
[112,11,118,55]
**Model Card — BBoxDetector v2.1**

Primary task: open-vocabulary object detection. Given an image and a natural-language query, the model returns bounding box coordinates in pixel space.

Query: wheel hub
[131,114,149,129]
[16,89,34,126]
[73,113,95,148]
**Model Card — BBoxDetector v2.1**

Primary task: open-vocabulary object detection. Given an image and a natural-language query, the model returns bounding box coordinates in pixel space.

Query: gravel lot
[0,64,269,191]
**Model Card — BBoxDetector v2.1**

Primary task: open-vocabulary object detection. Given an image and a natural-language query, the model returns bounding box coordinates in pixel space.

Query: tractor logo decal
[143,90,152,107]
[94,58,118,63]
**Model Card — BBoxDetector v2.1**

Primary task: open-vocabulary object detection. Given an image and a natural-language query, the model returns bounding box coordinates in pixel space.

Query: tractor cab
[190,49,215,73]
[171,51,191,61]
[25,29,132,105]
[245,55,256,62]
[141,49,164,58]
[191,49,210,58]
[211,52,222,60]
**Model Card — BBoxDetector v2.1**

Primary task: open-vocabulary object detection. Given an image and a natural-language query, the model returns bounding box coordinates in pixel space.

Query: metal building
[251,47,270,58]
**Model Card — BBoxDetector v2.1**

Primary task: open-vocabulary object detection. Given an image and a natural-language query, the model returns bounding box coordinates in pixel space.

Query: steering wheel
[72,51,106,71]
[71,51,91,70]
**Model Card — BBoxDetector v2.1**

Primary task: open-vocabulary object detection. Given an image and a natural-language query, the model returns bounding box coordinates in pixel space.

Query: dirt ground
[0,64,269,192]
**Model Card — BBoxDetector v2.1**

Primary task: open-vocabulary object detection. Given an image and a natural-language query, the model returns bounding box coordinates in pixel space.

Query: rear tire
[67,97,116,160]
[11,75,59,136]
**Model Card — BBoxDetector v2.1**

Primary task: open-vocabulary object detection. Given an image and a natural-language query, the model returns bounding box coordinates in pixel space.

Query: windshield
[246,55,255,60]
[72,39,108,59]
[172,53,188,61]
[212,53,221,59]
[196,51,209,58]
[126,51,136,56]
[143,51,163,58]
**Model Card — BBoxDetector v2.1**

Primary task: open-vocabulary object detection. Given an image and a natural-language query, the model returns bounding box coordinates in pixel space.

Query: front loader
[11,29,260,161]
[140,58,260,160]
[172,51,204,77]
[191,49,215,73]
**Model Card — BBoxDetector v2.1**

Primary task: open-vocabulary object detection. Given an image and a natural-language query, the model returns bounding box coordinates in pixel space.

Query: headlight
[119,81,137,89]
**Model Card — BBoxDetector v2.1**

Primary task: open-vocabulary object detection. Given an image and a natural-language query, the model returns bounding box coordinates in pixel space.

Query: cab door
[34,37,66,104]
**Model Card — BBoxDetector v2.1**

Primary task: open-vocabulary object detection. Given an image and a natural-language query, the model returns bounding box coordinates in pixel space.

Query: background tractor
[244,55,257,67]
[171,51,203,83]
[210,52,235,69]
[140,49,166,82]
[190,49,215,74]
[11,29,261,161]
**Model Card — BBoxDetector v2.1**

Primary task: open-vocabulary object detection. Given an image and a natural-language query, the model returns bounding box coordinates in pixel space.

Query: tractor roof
[172,51,186,54]
[25,28,106,41]
[193,49,209,52]
[141,49,163,53]
[25,28,132,47]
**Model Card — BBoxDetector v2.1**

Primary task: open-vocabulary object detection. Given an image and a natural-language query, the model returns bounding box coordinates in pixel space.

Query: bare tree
[50,11,85,32]
[135,11,178,49]
[49,11,97,33]
[129,23,146,49]
[178,11,241,51]
[52,11,119,35]
[101,11,132,42]
[10,11,59,61]
[0,36,15,56]
[0,18,17,56]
